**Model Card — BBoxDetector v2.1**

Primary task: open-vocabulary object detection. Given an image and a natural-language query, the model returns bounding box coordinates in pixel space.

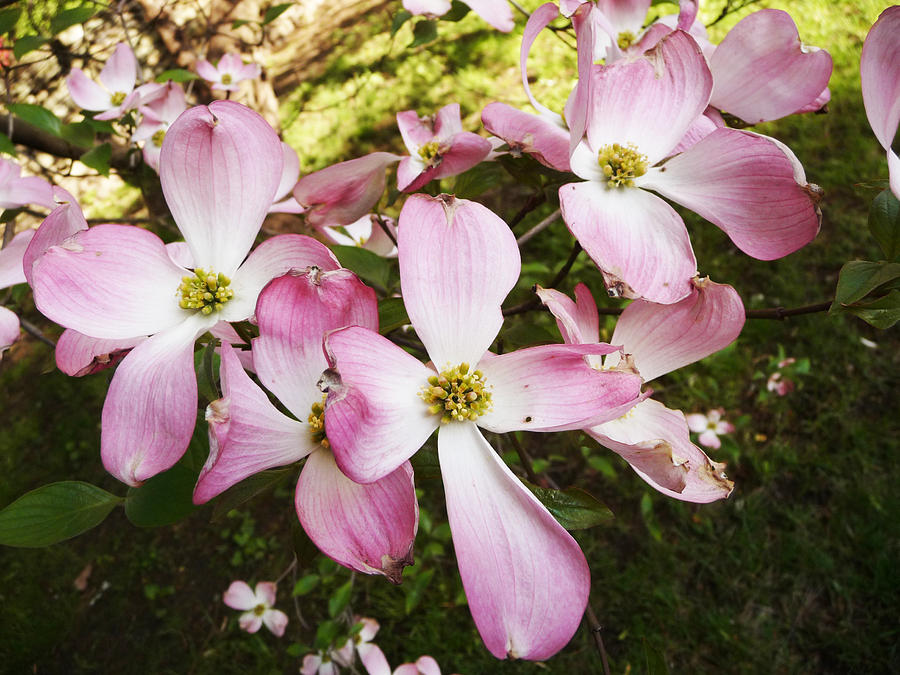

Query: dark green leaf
[443,1,471,21]
[842,289,900,329]
[643,637,670,675]
[328,579,353,618]
[13,35,47,60]
[262,3,292,25]
[231,19,254,29]
[83,117,116,134]
[451,161,503,199]
[155,68,199,83]
[391,9,412,35]
[0,207,23,223]
[501,320,557,350]
[404,568,434,614]
[832,260,900,308]
[60,121,95,148]
[869,188,900,261]
[0,481,122,547]
[79,143,112,176]
[291,517,319,565]
[0,132,16,156]
[331,245,392,289]
[378,296,409,334]
[0,7,21,35]
[410,444,440,480]
[125,459,199,527]
[524,481,613,530]
[496,153,546,190]
[194,340,220,404]
[314,619,341,650]
[409,19,438,48]
[210,468,294,522]
[8,102,60,136]
[50,6,98,35]
[292,574,320,596]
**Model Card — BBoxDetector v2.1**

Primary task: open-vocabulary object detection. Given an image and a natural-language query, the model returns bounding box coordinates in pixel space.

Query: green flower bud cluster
[178,268,234,315]
[420,363,492,424]
[597,142,649,187]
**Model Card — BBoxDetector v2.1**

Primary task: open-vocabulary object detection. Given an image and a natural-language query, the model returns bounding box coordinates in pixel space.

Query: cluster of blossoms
[3,1,898,666]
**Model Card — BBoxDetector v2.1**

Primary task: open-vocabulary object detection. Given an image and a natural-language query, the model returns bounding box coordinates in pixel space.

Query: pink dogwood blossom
[0,158,54,209]
[686,408,735,450]
[394,655,457,675]
[223,580,288,636]
[322,193,643,660]
[30,101,338,486]
[195,53,261,91]
[131,82,188,171]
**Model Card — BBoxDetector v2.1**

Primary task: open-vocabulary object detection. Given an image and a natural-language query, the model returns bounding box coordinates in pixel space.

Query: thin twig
[508,193,546,230]
[19,318,56,348]
[516,208,560,246]
[506,432,545,486]
[374,214,397,247]
[502,242,581,317]
[585,605,612,675]
[275,557,297,584]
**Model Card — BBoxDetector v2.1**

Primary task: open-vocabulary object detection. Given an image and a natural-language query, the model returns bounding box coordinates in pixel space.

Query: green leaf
[210,468,294,522]
[231,19,254,29]
[83,116,116,134]
[125,459,199,527]
[409,19,437,48]
[643,637,670,675]
[378,296,409,334]
[832,260,900,308]
[0,7,22,35]
[328,579,353,618]
[13,35,48,60]
[0,481,122,547]
[443,1,471,21]
[523,481,614,530]
[50,6,98,35]
[194,340,221,404]
[292,574,320,596]
[155,68,200,83]
[59,121,95,148]
[79,143,112,176]
[868,188,900,261]
[331,245,392,289]
[0,207,23,223]
[842,289,900,329]
[262,3,292,25]
[8,103,60,136]
[451,161,503,199]
[314,619,341,650]
[404,568,434,614]
[410,445,441,480]
[391,9,412,35]
[0,132,16,156]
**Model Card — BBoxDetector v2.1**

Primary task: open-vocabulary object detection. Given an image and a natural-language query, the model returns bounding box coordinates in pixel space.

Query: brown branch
[585,605,612,675]
[502,242,582,317]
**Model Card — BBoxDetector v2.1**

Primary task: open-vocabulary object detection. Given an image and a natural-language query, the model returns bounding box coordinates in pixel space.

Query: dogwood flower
[223,580,288,636]
[131,82,188,171]
[686,408,735,450]
[861,6,900,199]
[394,655,458,675]
[29,101,338,486]
[318,214,398,257]
[322,193,643,659]
[195,53,261,91]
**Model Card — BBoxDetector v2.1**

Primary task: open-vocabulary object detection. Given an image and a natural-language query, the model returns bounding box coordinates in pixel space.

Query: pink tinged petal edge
[256,581,277,607]
[0,175,55,210]
[589,398,733,502]
[889,150,900,202]
[223,580,256,610]
[607,277,745,382]
[431,132,492,180]
[861,7,900,154]
[296,450,417,583]
[30,224,191,340]
[476,343,643,433]
[272,142,301,204]
[559,180,696,304]
[66,69,113,111]
[22,198,88,287]
[403,0,452,16]
[323,326,438,484]
[0,305,19,353]
[415,656,442,675]
[98,43,137,95]
[252,266,377,417]
[224,233,340,322]
[520,4,565,122]
[698,429,721,449]
[397,157,438,193]
[534,282,599,345]
[239,613,263,633]
[357,643,391,675]
[585,30,712,165]
[439,423,590,660]
[195,59,219,82]
[399,194,520,366]
[481,102,570,172]
[101,315,207,486]
[709,9,833,125]
[397,109,436,152]
[263,609,289,637]
[294,152,400,227]
[0,228,35,288]
[462,0,514,31]
[193,344,313,504]
[55,329,142,377]
[639,127,821,260]
[160,101,282,274]
[432,102,465,140]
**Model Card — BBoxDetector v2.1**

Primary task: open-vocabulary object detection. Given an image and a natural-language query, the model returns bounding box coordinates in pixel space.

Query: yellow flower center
[617,31,636,50]
[178,268,234,315]
[420,363,492,424]
[151,129,166,148]
[597,143,649,188]
[110,91,127,106]
[221,73,233,85]
[253,603,266,616]
[418,140,442,166]
[308,395,329,447]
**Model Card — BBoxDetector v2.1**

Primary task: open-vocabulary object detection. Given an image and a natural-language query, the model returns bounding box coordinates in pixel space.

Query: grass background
[1,0,898,673]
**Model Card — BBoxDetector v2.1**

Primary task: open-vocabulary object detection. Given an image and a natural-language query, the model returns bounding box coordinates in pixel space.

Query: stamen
[151,129,166,147]
[617,31,636,50]
[597,143,649,188]
[417,140,443,166]
[110,91,127,106]
[419,363,492,424]
[221,73,233,85]
[178,268,234,315]
[253,603,266,616]
[308,395,329,448]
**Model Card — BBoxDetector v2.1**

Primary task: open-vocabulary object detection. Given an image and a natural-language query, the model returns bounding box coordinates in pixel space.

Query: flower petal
[296,450,417,583]
[30,224,191,339]
[559,180,696,304]
[262,609,289,637]
[640,128,821,260]
[274,142,301,203]
[476,344,643,433]
[323,326,438,483]
[255,581,277,607]
[709,9,833,124]
[861,7,900,155]
[520,3,565,122]
[160,101,282,273]
[0,305,19,353]
[193,344,312,504]
[55,329,141,377]
[239,613,263,633]
[223,580,256,610]
[101,315,207,486]
[439,423,589,660]
[399,194,519,366]
[535,282,599,344]
[607,277,745,381]
[0,228,34,288]
[432,132,492,180]
[481,102,570,172]
[97,43,137,95]
[66,69,112,111]
[22,197,88,287]
[462,0,514,32]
